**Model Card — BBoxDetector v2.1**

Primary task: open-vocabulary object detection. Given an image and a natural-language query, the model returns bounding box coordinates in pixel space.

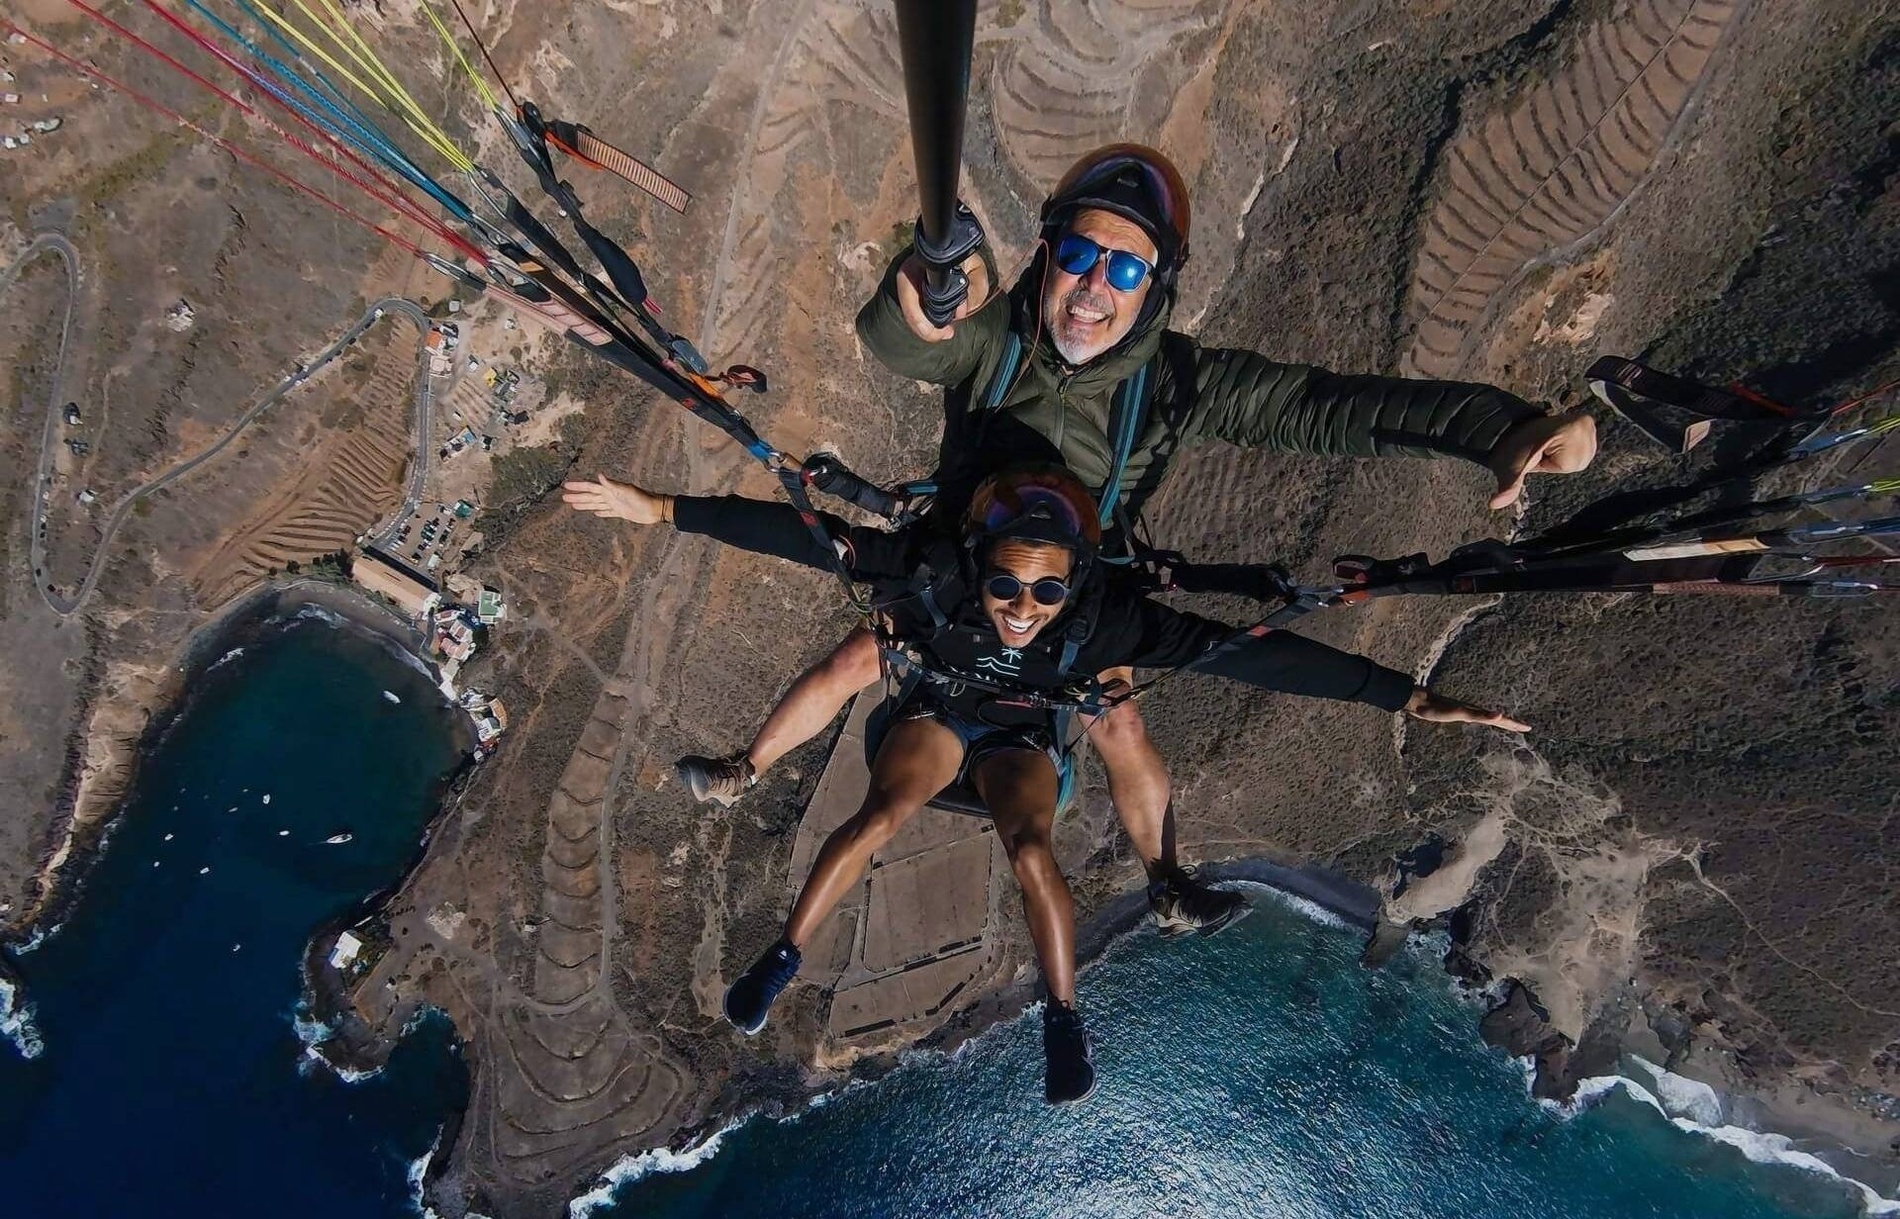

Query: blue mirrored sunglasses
[1054,233,1152,293]
[985,572,1071,606]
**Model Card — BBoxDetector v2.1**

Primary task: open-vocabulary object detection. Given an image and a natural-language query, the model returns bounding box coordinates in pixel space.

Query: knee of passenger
[844,803,904,849]
[824,631,882,687]
[1089,701,1148,750]
[1003,829,1055,871]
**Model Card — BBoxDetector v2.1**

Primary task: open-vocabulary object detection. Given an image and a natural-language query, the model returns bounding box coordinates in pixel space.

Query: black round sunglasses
[985,572,1071,605]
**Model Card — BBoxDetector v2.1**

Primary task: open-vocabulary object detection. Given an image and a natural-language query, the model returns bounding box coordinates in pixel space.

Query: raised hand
[560,476,668,525]
[1403,687,1530,733]
[1488,413,1599,509]
[894,252,992,343]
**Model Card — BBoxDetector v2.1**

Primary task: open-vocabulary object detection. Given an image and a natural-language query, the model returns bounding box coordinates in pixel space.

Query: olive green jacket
[854,251,1541,524]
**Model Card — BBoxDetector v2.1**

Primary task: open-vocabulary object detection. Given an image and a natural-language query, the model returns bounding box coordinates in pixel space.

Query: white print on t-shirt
[976,646,1024,676]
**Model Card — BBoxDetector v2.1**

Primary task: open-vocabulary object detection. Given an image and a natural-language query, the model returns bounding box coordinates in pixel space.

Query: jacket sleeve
[1181,346,1544,463]
[671,494,913,581]
[853,247,1007,388]
[1097,598,1415,711]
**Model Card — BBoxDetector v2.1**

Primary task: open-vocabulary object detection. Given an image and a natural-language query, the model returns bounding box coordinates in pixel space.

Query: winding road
[2,227,435,617]
[5,231,79,614]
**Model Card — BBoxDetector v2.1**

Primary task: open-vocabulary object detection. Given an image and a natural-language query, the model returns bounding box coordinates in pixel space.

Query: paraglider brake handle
[912,201,986,328]
[802,452,905,520]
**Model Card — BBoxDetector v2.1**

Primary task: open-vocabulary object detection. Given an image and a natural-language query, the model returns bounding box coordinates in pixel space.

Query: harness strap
[1097,360,1151,527]
[981,331,1025,413]
[1057,637,1082,678]
[974,328,1154,534]
[1586,355,1822,454]
[874,642,1114,717]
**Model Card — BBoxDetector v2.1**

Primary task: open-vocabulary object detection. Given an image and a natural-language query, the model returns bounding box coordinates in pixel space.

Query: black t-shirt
[671,495,1415,718]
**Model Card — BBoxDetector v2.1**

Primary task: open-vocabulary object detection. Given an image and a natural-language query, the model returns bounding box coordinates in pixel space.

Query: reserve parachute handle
[894,0,985,327]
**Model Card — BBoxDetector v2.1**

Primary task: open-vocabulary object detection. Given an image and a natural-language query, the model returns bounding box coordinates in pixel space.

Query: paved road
[0,230,433,616]
[372,341,441,553]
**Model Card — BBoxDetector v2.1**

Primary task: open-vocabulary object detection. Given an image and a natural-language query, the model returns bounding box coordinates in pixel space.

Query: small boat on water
[324,833,353,845]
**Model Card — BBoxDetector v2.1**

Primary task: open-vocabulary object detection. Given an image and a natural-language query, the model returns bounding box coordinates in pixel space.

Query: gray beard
[1050,329,1095,366]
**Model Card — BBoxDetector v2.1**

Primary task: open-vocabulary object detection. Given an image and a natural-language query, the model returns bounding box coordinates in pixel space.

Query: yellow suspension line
[416,0,499,113]
[310,0,473,170]
[252,0,472,172]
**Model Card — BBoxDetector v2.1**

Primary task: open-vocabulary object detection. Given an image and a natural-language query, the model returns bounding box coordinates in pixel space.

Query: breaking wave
[1,975,44,1060]
[1554,1061,1898,1215]
[290,605,346,628]
[208,646,246,672]
[407,1130,442,1218]
[289,1003,382,1084]
[560,873,1367,1216]
[11,922,58,956]
[566,1123,738,1218]
[1238,880,1352,930]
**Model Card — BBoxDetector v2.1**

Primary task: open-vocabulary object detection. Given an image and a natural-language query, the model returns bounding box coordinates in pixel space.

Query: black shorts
[896,693,1062,788]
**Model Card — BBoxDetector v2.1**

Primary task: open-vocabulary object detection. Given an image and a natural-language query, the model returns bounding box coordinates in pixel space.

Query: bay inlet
[0,603,469,1217]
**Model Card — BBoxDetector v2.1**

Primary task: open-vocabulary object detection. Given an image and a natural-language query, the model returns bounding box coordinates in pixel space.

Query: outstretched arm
[1096,597,1527,730]
[1183,349,1597,509]
[561,477,914,580]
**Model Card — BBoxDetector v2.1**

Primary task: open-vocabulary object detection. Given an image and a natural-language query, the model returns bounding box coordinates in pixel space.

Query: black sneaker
[1147,864,1248,939]
[1042,1000,1096,1105]
[723,940,800,1035]
[677,751,756,808]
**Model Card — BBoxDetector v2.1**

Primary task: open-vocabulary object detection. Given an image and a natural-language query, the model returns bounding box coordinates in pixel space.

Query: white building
[328,931,363,970]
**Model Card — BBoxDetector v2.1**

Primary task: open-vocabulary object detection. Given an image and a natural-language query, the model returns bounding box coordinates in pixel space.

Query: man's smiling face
[979,539,1074,648]
[1041,208,1158,366]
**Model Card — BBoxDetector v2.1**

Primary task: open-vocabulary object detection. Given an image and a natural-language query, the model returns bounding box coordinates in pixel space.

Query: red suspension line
[6,20,441,262]
[71,0,486,265]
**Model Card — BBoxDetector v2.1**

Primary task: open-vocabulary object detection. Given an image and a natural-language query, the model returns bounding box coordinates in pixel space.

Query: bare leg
[782,715,962,948]
[1083,666,1174,877]
[972,748,1074,1003]
[745,627,882,775]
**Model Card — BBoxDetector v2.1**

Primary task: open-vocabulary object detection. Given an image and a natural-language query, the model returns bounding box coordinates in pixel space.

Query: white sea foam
[298,1043,384,1084]
[407,1130,441,1217]
[0,975,44,1059]
[289,1004,383,1083]
[290,1005,334,1048]
[292,605,346,627]
[1233,881,1352,930]
[1683,1125,1900,1216]
[1628,1054,1723,1126]
[382,690,402,704]
[13,922,60,955]
[397,648,435,681]
[1553,1068,1899,1213]
[565,1124,738,1218]
[207,646,245,672]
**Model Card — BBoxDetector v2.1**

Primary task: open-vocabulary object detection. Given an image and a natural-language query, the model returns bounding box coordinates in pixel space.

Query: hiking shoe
[1042,1000,1096,1105]
[676,751,756,808]
[1147,864,1248,939]
[723,940,800,1036]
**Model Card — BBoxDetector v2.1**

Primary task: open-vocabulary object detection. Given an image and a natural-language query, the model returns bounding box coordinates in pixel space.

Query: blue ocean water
[0,613,1884,1219]
[0,611,469,1218]
[594,897,1876,1219]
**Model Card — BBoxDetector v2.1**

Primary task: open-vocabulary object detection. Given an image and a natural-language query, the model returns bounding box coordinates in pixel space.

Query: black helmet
[1040,143,1192,290]
[965,465,1102,554]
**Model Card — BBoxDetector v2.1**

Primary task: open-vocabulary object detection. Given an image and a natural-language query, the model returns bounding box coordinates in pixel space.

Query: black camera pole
[893,0,984,327]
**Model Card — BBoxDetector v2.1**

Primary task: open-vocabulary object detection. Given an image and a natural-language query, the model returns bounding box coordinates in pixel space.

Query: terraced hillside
[188,340,416,606]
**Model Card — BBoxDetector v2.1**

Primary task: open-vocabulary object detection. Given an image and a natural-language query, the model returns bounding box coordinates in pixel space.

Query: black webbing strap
[1586,356,1817,454]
